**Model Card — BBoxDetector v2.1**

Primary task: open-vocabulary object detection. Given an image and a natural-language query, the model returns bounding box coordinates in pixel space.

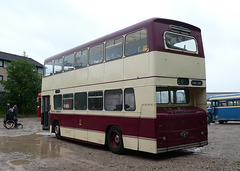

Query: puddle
[0,132,73,159]
[10,159,29,165]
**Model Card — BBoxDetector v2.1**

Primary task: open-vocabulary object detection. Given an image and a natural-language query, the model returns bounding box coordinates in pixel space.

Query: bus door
[42,96,50,130]
[37,93,41,117]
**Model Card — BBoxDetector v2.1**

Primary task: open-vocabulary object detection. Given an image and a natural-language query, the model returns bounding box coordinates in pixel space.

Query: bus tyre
[107,126,124,154]
[55,123,62,140]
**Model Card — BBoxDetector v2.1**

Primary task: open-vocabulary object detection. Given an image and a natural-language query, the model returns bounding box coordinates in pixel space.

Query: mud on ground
[0,117,240,171]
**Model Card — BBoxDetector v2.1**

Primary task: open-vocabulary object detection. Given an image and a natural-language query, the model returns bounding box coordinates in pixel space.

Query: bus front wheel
[107,126,124,154]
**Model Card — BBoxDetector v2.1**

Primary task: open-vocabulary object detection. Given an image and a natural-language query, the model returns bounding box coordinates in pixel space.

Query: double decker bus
[207,94,240,123]
[41,18,207,154]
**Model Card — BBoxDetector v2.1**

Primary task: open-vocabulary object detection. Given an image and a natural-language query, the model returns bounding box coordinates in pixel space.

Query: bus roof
[44,17,202,64]
[207,93,240,101]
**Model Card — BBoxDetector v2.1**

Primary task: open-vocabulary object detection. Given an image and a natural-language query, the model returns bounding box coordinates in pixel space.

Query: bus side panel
[122,117,139,151]
[87,113,105,145]
[74,114,88,141]
[218,107,240,121]
[138,117,157,154]
[57,113,76,138]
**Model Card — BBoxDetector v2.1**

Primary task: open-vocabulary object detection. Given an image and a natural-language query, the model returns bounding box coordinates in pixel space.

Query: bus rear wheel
[107,126,124,154]
[55,123,62,140]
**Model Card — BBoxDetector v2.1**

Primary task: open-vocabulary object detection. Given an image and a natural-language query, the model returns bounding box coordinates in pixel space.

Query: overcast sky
[0,0,239,92]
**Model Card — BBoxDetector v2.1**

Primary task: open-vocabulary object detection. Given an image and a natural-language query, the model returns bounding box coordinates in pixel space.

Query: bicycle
[3,118,23,129]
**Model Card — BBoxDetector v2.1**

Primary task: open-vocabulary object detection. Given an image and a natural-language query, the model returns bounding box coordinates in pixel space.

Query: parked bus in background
[41,18,207,154]
[207,94,240,124]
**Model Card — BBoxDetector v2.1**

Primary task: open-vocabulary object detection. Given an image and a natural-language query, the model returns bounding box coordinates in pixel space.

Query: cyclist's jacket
[6,111,14,120]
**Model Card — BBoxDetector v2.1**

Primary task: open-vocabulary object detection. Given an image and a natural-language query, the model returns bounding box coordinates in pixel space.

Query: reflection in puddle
[0,132,72,159]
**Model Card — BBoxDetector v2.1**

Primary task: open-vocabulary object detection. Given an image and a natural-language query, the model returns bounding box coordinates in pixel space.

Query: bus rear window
[164,32,197,53]
[156,88,169,104]
[171,89,190,104]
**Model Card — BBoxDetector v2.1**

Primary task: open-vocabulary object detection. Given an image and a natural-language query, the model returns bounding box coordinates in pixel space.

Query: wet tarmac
[0,118,240,170]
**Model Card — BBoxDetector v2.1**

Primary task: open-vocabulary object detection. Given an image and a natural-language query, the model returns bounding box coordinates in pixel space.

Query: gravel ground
[0,117,240,171]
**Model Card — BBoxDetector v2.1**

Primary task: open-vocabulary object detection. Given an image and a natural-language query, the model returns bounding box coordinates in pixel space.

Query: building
[0,51,43,93]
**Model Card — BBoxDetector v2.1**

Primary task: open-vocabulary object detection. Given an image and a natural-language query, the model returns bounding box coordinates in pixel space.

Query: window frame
[0,60,3,67]
[75,49,88,69]
[88,91,103,110]
[64,53,75,72]
[3,61,10,68]
[89,43,104,65]
[63,93,73,110]
[105,37,123,62]
[75,92,87,110]
[44,61,53,76]
[124,88,136,111]
[164,31,198,54]
[156,88,169,104]
[124,29,148,57]
[104,89,123,111]
[54,57,63,74]
[54,94,62,110]
[170,88,190,104]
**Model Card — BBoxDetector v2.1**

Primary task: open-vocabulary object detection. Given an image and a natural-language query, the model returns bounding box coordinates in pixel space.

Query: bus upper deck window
[44,61,53,76]
[75,49,88,69]
[125,29,148,56]
[54,58,63,74]
[164,32,197,53]
[89,44,104,65]
[106,37,123,61]
[64,54,75,71]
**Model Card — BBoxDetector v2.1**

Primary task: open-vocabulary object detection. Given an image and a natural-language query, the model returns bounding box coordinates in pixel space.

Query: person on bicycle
[6,108,14,120]
[13,105,18,127]
[6,103,10,114]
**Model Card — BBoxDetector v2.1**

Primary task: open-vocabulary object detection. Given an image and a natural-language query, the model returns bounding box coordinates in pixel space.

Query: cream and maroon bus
[41,18,208,154]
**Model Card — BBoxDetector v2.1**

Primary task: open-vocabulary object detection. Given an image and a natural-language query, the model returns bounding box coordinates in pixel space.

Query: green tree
[0,59,41,114]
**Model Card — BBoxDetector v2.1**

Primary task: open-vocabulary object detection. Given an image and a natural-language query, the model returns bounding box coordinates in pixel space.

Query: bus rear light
[159,137,166,144]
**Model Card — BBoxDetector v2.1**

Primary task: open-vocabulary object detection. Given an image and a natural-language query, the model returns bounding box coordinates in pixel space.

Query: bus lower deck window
[54,95,62,110]
[88,91,103,110]
[104,89,123,111]
[124,88,136,111]
[75,92,87,110]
